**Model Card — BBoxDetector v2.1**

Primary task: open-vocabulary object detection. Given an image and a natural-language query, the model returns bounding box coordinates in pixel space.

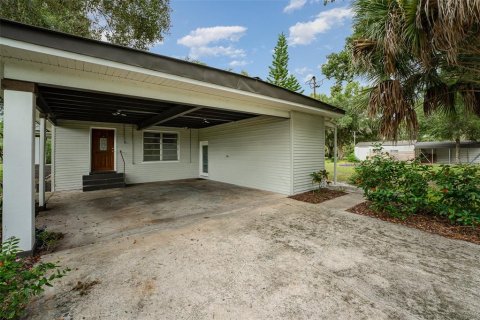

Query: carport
[1,19,344,253]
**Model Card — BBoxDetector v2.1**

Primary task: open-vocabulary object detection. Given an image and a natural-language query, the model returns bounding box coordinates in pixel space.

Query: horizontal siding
[54,120,199,191]
[199,116,291,195]
[292,112,325,194]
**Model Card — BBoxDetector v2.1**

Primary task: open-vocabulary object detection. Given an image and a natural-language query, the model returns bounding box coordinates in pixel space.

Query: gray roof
[355,140,415,147]
[0,19,344,116]
[415,141,480,149]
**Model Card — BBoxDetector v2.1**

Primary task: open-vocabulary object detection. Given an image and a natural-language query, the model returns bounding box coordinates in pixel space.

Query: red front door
[91,129,115,172]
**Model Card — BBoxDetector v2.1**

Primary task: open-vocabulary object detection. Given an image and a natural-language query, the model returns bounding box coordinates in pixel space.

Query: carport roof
[0,19,345,117]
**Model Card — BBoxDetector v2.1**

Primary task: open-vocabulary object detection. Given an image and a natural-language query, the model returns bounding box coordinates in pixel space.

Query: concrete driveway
[31,180,480,319]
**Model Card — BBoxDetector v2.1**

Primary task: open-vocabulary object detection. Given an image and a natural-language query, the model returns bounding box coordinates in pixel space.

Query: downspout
[334,126,338,185]
[289,112,294,195]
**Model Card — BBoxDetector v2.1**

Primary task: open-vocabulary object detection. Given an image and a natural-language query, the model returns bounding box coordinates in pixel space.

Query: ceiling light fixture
[112,109,127,117]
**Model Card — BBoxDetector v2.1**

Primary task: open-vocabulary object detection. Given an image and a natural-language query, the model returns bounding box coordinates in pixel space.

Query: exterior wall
[53,120,199,191]
[354,147,370,161]
[54,113,327,195]
[198,116,292,195]
[355,145,415,161]
[291,112,325,194]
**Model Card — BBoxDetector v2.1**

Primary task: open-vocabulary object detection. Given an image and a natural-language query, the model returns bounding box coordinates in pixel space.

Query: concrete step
[83,173,124,181]
[83,177,125,187]
[82,173,126,192]
[83,182,126,192]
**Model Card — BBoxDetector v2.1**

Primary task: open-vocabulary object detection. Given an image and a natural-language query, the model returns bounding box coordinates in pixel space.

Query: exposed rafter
[137,106,202,130]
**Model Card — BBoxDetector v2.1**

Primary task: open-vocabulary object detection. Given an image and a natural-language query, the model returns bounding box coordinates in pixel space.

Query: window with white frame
[143,132,179,162]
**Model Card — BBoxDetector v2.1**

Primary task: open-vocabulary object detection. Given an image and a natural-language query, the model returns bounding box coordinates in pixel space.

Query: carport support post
[2,88,36,253]
[333,126,338,185]
[38,115,46,209]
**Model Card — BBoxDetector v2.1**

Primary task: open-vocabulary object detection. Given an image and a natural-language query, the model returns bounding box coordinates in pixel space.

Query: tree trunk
[455,137,460,164]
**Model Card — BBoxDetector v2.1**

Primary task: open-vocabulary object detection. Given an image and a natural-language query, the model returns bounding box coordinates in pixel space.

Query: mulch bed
[348,201,480,245]
[289,188,347,204]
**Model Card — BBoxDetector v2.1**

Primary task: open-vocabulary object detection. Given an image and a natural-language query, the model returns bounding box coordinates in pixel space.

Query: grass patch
[325,159,356,183]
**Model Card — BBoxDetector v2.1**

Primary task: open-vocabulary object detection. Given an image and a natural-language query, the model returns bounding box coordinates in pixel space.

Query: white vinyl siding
[199,116,291,195]
[53,120,198,191]
[291,111,325,194]
[143,131,179,162]
[54,112,327,195]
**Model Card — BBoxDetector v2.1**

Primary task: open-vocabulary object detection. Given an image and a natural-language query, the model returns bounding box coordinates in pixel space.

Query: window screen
[143,132,178,161]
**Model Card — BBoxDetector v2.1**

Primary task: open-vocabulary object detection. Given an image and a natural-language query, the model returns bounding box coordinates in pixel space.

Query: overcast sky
[151,0,354,95]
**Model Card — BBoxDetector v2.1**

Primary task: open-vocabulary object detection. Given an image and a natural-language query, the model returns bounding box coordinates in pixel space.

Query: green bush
[310,169,329,189]
[345,152,360,163]
[0,238,69,319]
[351,149,480,225]
[351,151,429,219]
[430,165,480,225]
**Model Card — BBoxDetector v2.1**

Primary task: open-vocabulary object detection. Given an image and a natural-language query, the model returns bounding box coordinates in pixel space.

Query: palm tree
[350,0,480,140]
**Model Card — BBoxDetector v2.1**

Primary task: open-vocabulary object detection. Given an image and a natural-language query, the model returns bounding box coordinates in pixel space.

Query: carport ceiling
[37,85,258,129]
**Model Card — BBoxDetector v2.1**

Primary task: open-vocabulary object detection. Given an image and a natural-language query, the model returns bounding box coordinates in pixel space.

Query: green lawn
[325,159,357,183]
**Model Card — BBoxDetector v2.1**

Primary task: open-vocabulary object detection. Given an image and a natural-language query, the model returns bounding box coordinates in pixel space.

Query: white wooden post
[38,115,46,209]
[334,126,338,185]
[2,89,36,252]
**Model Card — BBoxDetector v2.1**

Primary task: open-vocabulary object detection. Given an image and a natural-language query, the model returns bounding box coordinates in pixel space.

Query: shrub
[36,229,64,253]
[310,169,329,189]
[0,237,69,319]
[351,149,480,225]
[345,152,360,163]
[351,151,430,219]
[430,165,480,225]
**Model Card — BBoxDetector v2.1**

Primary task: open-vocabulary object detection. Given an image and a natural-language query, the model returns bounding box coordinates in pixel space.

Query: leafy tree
[267,33,303,93]
[316,81,378,158]
[418,102,480,163]
[0,0,171,50]
[240,70,250,76]
[320,39,356,92]
[347,0,480,140]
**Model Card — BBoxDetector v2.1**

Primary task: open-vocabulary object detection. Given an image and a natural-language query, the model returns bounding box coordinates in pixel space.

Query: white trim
[1,38,343,119]
[199,141,209,177]
[141,129,180,163]
[89,126,117,172]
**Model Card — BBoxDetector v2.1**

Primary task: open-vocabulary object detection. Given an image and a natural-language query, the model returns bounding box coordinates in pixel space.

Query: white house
[0,19,344,252]
[354,141,415,161]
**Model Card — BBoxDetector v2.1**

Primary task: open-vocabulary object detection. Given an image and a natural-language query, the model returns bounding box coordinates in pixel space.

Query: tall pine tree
[267,33,303,93]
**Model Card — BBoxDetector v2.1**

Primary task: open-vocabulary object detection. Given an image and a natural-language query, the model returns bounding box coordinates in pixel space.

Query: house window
[143,132,179,162]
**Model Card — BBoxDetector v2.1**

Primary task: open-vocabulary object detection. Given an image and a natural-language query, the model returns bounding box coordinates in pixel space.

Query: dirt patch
[348,201,480,245]
[289,188,347,204]
[72,280,101,296]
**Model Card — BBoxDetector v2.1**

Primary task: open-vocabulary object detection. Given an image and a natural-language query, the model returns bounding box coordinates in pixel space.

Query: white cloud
[191,46,245,59]
[229,60,249,67]
[178,26,247,58]
[288,7,353,45]
[295,67,312,75]
[284,0,307,13]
